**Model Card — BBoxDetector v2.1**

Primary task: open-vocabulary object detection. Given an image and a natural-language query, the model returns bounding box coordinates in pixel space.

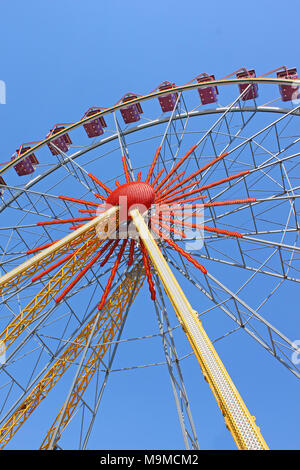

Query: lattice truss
[0,74,299,449]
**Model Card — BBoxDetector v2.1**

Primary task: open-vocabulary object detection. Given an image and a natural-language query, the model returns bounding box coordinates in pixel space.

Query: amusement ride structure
[0,67,299,450]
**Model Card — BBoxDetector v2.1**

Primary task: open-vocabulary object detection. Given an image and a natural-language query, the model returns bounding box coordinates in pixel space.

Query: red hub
[106,181,156,219]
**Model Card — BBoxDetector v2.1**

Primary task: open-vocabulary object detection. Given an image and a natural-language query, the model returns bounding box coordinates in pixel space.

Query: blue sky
[0,0,299,450]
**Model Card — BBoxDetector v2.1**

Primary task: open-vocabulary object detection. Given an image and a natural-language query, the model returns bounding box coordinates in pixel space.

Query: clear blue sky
[1,0,299,450]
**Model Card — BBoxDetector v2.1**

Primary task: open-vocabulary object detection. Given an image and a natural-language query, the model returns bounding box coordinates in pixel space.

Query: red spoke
[152,218,187,238]
[155,177,202,203]
[203,198,256,207]
[154,171,186,199]
[156,152,228,200]
[26,241,57,255]
[155,145,197,192]
[158,169,249,205]
[151,168,165,188]
[100,239,120,268]
[88,172,112,194]
[122,155,131,183]
[128,239,135,266]
[98,240,128,310]
[78,209,98,214]
[152,226,207,274]
[58,195,100,207]
[157,191,207,205]
[36,217,95,226]
[156,210,203,217]
[202,225,243,238]
[153,214,243,238]
[55,240,114,303]
[145,145,162,184]
[139,239,156,300]
[157,204,204,212]
[198,170,250,192]
[69,225,84,230]
[94,193,107,202]
[31,243,89,283]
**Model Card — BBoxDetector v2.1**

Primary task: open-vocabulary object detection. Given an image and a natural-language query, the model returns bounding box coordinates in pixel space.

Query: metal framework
[0,70,299,450]
[131,209,268,450]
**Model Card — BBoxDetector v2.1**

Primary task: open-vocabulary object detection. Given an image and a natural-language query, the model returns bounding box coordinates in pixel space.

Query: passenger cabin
[196,74,218,105]
[277,68,299,102]
[47,125,72,155]
[120,94,143,124]
[82,107,107,138]
[236,69,258,101]
[11,145,39,176]
[157,82,178,112]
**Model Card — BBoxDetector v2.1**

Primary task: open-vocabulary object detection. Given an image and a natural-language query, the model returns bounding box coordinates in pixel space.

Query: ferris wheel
[0,66,299,450]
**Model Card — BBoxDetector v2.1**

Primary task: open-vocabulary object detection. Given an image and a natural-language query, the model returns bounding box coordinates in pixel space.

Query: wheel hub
[106,181,156,218]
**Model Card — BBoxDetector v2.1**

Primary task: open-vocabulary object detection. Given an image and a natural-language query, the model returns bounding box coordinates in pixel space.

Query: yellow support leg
[130,208,268,450]
[40,266,145,450]
[0,265,145,449]
[0,207,118,296]
[0,208,118,349]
